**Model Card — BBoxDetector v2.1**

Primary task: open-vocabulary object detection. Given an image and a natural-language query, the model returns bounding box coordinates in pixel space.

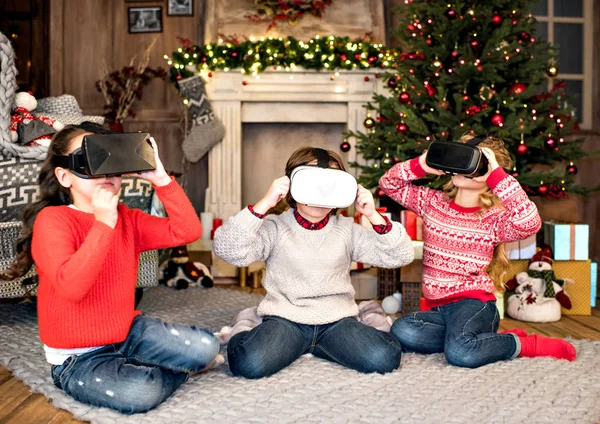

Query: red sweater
[380,158,541,307]
[32,179,202,349]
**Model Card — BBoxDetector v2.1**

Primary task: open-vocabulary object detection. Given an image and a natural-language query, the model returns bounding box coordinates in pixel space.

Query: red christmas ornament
[509,82,527,95]
[516,143,528,155]
[396,123,408,134]
[393,156,401,164]
[425,84,437,96]
[340,141,351,152]
[451,51,459,59]
[538,184,548,195]
[242,80,248,85]
[387,79,397,89]
[176,75,182,80]
[491,113,504,126]
[470,40,480,49]
[355,53,362,60]
[340,54,347,61]
[543,135,556,150]
[398,91,411,103]
[375,72,380,78]
[511,170,519,177]
[364,76,370,82]
[462,94,469,101]
[492,14,503,25]
[520,32,531,41]
[407,23,416,31]
[208,72,213,78]
[425,38,433,46]
[566,162,578,175]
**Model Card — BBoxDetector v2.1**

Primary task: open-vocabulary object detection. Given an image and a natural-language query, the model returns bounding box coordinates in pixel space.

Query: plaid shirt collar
[293,209,330,230]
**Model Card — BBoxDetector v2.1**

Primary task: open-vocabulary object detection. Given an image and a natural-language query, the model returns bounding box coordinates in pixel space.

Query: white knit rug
[0,287,599,424]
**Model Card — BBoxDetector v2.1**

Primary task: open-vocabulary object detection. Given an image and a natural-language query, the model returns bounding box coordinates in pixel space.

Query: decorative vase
[109,122,124,132]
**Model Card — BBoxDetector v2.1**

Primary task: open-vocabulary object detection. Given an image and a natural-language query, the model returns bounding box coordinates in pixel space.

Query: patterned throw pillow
[120,176,154,212]
[35,94,83,115]
[33,113,105,126]
[0,221,38,298]
[0,155,42,222]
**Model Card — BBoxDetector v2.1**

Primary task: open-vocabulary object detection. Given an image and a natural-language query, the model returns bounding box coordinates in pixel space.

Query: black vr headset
[55,132,156,179]
[425,137,488,178]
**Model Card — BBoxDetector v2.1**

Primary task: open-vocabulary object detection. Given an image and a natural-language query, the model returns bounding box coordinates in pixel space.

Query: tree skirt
[0,287,599,424]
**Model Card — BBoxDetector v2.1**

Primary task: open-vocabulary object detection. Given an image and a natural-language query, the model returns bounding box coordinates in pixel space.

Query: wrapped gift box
[505,234,537,260]
[504,259,591,315]
[591,262,597,308]
[543,222,589,260]
[495,291,505,319]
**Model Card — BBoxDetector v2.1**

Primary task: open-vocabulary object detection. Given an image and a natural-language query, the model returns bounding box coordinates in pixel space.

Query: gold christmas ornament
[363,114,375,129]
[546,64,558,78]
[479,85,495,101]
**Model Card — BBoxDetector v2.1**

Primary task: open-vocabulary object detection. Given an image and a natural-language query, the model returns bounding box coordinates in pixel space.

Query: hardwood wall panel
[49,0,207,210]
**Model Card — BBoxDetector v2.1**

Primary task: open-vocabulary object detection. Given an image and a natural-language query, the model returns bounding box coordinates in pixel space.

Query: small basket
[401,281,422,315]
[377,267,401,299]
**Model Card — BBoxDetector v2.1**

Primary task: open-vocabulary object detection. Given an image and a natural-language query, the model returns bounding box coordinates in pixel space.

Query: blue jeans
[227,316,402,379]
[390,299,520,368]
[51,314,220,414]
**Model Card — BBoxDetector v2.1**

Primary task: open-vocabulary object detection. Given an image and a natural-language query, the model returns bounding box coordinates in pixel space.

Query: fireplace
[204,69,385,220]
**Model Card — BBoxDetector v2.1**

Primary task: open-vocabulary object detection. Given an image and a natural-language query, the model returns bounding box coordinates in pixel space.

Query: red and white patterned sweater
[379,158,541,308]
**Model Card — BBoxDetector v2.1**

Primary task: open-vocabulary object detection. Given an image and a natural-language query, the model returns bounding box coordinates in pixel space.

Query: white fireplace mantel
[204,69,387,220]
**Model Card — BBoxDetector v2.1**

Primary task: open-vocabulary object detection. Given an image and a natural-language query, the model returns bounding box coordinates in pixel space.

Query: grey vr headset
[425,137,488,178]
[289,148,357,208]
[55,131,156,179]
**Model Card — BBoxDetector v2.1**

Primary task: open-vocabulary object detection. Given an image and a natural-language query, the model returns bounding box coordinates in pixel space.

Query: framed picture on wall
[128,7,163,33]
[167,0,193,16]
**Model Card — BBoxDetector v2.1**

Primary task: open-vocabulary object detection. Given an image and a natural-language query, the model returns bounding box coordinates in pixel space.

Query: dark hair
[284,147,347,209]
[1,125,91,280]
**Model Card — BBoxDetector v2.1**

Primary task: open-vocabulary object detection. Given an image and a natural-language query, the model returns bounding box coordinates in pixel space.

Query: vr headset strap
[54,151,87,174]
[466,137,484,147]
[314,148,330,168]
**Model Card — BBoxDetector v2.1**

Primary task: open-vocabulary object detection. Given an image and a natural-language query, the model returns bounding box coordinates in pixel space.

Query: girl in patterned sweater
[213,147,414,379]
[2,125,221,414]
[379,135,576,367]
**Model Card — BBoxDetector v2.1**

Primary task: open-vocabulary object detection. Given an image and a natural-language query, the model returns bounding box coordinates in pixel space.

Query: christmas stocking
[178,75,225,163]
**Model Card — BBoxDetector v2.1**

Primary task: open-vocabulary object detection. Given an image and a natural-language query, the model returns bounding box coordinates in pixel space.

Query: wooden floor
[1,289,599,424]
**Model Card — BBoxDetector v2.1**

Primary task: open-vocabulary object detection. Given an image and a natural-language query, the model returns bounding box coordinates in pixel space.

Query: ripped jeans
[51,314,219,414]
[390,299,520,368]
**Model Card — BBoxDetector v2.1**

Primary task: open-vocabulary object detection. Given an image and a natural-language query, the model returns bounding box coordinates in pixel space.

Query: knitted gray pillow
[35,94,82,115]
[33,112,105,126]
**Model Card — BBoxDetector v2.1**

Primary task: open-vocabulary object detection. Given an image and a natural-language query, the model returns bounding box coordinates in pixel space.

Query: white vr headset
[289,148,357,208]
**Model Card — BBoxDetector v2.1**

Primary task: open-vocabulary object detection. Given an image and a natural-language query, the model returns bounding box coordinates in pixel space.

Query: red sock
[500,328,527,337]
[517,334,576,361]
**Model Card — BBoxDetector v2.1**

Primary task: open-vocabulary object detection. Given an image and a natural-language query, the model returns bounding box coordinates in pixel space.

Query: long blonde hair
[442,135,513,291]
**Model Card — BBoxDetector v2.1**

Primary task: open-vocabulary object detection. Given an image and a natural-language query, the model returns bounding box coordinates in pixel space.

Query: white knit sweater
[213,208,414,324]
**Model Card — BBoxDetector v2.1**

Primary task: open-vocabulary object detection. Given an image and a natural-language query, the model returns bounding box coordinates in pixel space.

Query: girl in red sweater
[4,125,221,414]
[379,135,576,367]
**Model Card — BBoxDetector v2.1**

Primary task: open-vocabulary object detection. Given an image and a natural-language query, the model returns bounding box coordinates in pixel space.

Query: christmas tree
[349,0,593,198]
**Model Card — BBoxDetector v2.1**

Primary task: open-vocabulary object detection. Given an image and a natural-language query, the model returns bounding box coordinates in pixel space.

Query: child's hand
[472,147,500,183]
[418,151,445,175]
[253,176,290,215]
[92,185,119,228]
[355,185,386,225]
[134,137,172,187]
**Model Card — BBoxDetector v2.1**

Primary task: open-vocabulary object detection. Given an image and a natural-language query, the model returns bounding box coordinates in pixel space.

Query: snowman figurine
[505,246,571,322]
